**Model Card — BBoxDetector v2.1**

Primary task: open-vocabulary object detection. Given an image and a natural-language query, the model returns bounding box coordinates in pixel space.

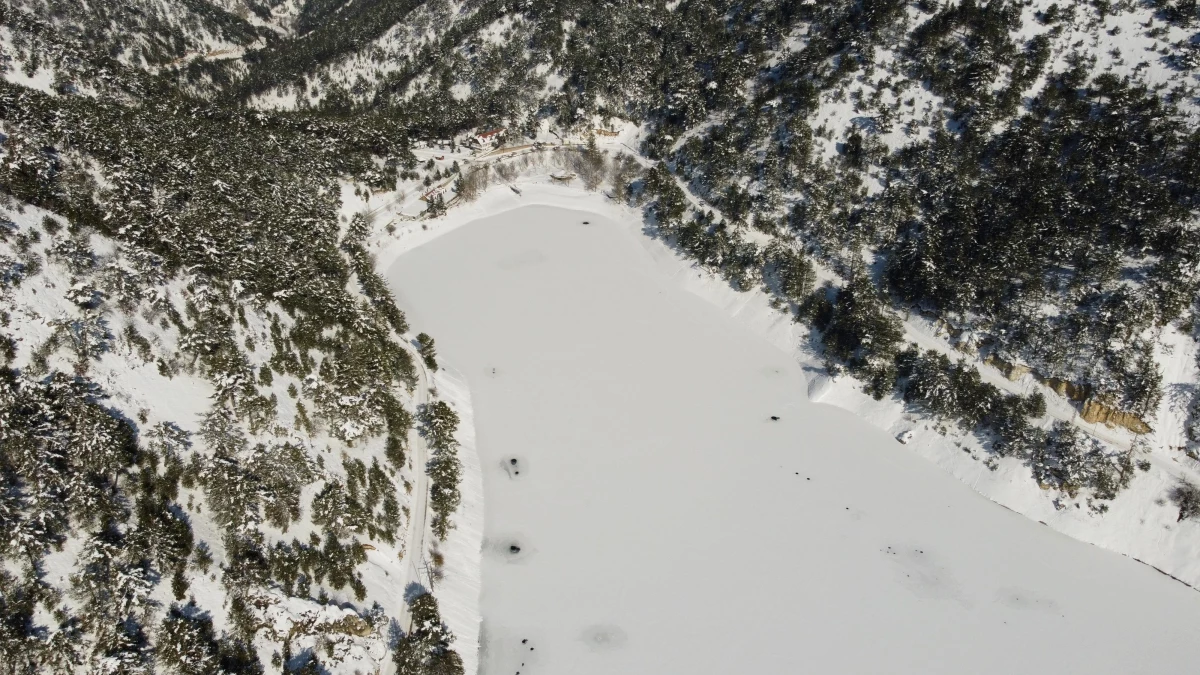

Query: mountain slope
[2,1,1200,673]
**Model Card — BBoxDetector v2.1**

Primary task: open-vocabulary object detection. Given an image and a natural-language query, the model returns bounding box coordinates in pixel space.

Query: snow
[0,27,56,94]
[3,65,55,94]
[542,71,565,92]
[427,366,484,675]
[0,196,454,672]
[250,1,476,110]
[1152,325,1200,463]
[386,194,1200,674]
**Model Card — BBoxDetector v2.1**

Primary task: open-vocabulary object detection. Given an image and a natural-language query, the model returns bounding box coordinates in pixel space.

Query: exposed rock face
[983,354,1152,434]
[322,614,375,638]
[984,354,1032,382]
[953,330,977,355]
[245,591,379,641]
[985,354,1084,395]
[1081,399,1153,435]
[1006,363,1032,381]
[933,317,954,338]
[1039,376,1089,402]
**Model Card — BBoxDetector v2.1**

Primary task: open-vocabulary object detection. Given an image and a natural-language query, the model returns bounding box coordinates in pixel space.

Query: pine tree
[821,271,904,398]
[202,454,261,531]
[416,333,438,371]
[394,592,463,675]
[419,400,462,538]
[199,407,247,458]
[157,604,220,675]
[419,401,459,453]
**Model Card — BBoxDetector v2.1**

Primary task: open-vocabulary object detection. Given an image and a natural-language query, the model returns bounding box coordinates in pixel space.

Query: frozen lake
[388,204,1200,674]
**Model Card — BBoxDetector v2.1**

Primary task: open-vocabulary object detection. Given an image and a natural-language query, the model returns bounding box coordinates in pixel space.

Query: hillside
[2,0,1200,673]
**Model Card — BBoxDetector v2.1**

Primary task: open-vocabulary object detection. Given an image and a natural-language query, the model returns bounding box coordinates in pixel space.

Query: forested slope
[2,0,1200,672]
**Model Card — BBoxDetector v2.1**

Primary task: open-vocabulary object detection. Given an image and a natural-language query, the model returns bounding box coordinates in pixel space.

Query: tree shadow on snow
[404,581,430,605]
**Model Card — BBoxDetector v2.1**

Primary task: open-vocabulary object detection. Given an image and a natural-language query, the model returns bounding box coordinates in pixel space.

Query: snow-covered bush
[1031,423,1135,499]
[1170,480,1200,522]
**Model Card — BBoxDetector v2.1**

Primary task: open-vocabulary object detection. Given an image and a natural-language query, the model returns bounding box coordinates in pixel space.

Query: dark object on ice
[583,220,590,224]
[521,639,528,644]
[770,415,780,421]
[510,545,521,554]
[510,458,518,465]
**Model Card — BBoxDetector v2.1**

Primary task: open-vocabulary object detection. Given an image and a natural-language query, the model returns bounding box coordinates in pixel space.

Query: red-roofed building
[469,128,506,148]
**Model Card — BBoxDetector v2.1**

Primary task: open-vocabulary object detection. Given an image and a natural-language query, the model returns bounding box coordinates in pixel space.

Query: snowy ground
[385,197,1200,674]
[424,366,485,675]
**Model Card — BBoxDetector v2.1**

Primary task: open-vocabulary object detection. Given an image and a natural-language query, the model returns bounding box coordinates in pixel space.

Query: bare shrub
[572,148,607,191]
[494,161,518,182]
[456,167,487,202]
[608,153,642,201]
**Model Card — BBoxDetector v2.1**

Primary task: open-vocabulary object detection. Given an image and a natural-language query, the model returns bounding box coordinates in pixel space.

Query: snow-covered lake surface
[388,205,1200,674]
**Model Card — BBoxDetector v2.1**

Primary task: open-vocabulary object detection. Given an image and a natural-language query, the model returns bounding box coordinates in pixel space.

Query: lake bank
[387,201,1200,674]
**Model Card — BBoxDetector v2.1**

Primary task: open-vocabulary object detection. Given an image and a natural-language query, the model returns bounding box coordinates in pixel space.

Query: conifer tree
[416,333,439,371]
